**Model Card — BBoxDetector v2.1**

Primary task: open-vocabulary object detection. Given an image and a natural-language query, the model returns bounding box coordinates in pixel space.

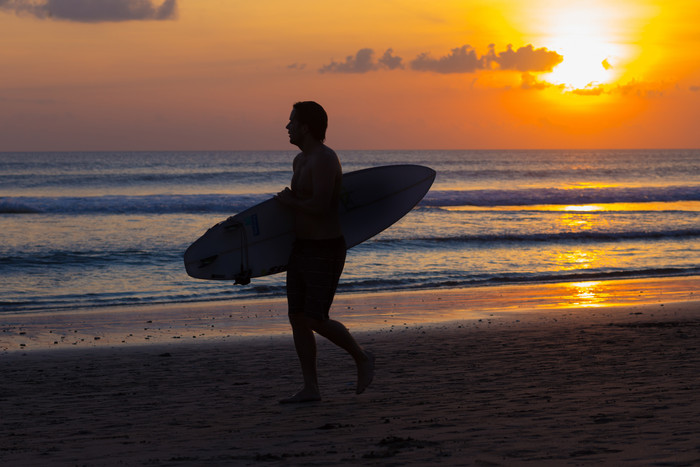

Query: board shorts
[286,236,346,322]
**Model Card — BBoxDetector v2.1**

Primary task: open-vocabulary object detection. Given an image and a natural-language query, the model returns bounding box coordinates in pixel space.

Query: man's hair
[293,101,328,142]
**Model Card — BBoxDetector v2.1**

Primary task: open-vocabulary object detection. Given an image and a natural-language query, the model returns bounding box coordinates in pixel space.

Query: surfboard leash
[231,221,252,285]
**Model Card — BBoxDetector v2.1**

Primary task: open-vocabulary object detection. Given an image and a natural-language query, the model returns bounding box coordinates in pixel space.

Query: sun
[539,6,628,90]
[544,38,620,90]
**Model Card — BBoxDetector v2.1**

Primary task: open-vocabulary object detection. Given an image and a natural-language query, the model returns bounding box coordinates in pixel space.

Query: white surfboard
[184,164,436,284]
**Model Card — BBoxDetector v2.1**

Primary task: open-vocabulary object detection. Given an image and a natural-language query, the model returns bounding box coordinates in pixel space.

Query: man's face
[286,109,304,147]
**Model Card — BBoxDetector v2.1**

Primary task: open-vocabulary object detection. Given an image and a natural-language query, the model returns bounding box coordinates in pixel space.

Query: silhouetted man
[275,101,374,403]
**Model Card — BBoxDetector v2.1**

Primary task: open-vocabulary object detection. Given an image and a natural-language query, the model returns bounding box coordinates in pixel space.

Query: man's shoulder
[292,152,304,168]
[321,144,337,157]
[310,145,340,168]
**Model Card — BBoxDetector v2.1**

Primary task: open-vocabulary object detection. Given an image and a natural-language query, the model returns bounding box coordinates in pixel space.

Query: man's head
[290,101,328,143]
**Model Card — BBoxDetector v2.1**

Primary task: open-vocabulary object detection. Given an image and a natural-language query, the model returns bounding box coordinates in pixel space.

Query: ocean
[1,149,699,314]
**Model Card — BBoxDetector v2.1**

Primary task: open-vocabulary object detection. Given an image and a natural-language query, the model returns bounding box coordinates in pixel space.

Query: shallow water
[1,149,698,313]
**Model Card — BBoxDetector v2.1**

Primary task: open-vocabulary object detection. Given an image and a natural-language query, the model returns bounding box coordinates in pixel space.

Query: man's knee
[289,312,323,330]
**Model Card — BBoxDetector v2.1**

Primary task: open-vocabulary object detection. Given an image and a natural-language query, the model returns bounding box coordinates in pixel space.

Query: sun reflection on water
[564,205,603,212]
[555,249,599,271]
[552,206,617,307]
[446,201,700,212]
[560,212,595,231]
[564,281,610,307]
[554,207,605,275]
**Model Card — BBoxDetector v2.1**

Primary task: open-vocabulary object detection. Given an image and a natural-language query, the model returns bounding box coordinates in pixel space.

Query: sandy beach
[1,276,699,466]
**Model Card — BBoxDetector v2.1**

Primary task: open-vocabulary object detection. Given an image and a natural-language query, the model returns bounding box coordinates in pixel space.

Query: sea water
[1,150,698,313]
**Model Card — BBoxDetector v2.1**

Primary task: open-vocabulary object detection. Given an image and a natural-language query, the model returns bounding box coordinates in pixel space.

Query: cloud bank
[319,48,404,74]
[319,44,562,74]
[316,45,673,98]
[0,0,177,22]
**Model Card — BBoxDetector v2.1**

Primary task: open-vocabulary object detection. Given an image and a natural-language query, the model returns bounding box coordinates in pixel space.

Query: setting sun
[539,5,629,90]
[543,40,620,91]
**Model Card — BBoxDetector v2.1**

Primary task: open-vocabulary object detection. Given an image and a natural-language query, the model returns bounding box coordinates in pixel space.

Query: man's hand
[275,187,295,206]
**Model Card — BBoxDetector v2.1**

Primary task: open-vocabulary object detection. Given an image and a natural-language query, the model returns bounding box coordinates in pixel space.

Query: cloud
[319,44,562,76]
[378,48,404,70]
[521,73,554,90]
[409,43,562,74]
[319,48,376,74]
[690,85,700,92]
[410,45,482,73]
[615,79,666,98]
[0,0,177,22]
[571,85,606,96]
[486,44,563,72]
[519,76,658,97]
[320,45,561,75]
[319,48,403,74]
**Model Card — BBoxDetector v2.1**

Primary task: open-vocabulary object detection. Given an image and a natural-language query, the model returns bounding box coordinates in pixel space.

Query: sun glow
[540,6,629,90]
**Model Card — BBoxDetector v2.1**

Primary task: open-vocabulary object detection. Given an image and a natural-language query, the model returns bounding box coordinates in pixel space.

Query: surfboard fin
[234,275,251,285]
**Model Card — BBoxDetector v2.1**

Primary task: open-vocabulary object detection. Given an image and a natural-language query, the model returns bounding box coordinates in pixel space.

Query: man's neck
[297,137,323,155]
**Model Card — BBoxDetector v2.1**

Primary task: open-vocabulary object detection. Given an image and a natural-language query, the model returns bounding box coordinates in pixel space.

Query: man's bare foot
[356,350,375,395]
[279,387,322,404]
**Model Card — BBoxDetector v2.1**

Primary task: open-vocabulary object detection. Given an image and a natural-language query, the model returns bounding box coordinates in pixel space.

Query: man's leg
[280,313,323,403]
[310,318,375,395]
[282,237,374,401]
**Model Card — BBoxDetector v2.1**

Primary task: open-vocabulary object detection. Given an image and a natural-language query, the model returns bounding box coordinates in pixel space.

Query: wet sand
[1,277,699,465]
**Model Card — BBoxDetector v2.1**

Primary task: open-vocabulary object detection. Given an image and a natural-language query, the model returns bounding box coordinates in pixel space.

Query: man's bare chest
[291,162,313,198]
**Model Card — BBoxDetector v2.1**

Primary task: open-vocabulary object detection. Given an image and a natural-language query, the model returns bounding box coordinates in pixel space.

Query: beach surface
[1,277,699,465]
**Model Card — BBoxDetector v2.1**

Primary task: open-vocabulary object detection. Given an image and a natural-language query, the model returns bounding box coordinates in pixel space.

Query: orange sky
[1,0,699,151]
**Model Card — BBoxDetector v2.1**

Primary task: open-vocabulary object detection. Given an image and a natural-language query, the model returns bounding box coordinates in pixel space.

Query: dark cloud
[487,44,563,72]
[408,43,561,74]
[410,45,483,73]
[690,85,700,92]
[378,48,404,70]
[0,0,177,22]
[319,48,403,74]
[319,48,376,74]
[318,44,563,75]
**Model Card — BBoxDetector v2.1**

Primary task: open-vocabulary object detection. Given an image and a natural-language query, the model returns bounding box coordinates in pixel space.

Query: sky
[1,0,699,151]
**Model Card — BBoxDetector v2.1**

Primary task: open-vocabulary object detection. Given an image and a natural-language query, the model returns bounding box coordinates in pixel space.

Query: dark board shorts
[286,236,346,321]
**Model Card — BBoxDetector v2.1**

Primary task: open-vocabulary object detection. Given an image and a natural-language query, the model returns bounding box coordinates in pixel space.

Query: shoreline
[1,282,699,465]
[2,275,698,353]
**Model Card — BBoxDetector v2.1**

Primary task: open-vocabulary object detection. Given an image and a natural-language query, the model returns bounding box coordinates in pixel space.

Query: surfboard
[184,164,436,284]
